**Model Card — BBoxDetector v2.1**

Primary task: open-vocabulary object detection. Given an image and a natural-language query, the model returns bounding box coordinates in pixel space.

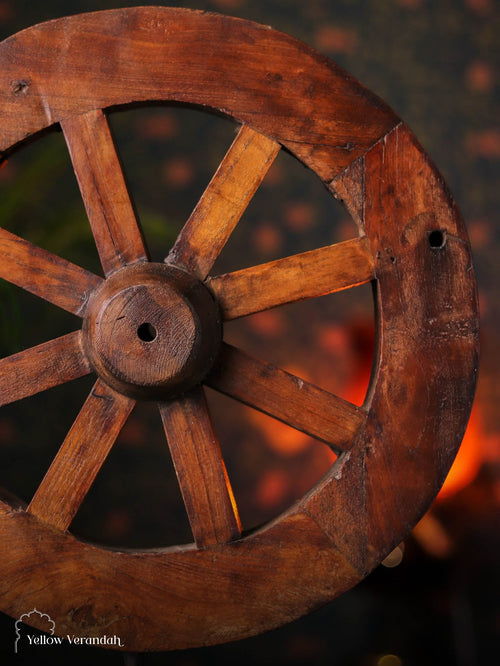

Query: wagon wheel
[0,7,478,651]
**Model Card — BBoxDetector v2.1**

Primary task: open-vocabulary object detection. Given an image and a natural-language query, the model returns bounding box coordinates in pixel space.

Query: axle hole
[137,322,157,342]
[429,229,446,248]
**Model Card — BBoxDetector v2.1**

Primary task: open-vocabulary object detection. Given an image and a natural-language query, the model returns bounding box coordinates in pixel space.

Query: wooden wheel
[0,7,478,651]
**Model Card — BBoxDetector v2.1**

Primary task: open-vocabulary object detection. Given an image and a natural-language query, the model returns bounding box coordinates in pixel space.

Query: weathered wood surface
[82,262,222,400]
[0,6,478,653]
[303,125,479,570]
[62,109,149,275]
[0,7,398,181]
[167,124,280,278]
[0,226,102,315]
[159,388,241,548]
[28,379,135,531]
[0,331,90,407]
[207,343,365,453]
[208,236,375,320]
[0,502,360,650]
[360,125,478,568]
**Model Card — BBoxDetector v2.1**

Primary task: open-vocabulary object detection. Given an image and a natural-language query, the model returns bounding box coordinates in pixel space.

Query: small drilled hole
[137,322,157,342]
[429,230,446,248]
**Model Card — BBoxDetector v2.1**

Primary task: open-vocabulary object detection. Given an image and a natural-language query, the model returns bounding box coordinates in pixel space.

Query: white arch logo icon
[14,608,55,654]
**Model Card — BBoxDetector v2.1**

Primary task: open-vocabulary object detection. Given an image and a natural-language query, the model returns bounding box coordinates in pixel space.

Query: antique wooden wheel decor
[0,6,478,652]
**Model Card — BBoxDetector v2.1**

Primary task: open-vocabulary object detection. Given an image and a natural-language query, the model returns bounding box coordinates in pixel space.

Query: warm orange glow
[412,513,455,558]
[255,469,290,509]
[339,351,483,502]
[245,318,486,509]
[437,407,483,501]
[340,365,371,407]
[248,353,482,502]
[248,409,312,456]
[247,363,317,456]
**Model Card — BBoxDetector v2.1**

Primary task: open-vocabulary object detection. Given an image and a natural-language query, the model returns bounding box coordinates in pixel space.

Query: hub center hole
[137,322,158,342]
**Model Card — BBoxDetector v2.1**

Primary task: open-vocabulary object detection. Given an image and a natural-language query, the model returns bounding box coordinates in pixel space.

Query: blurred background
[0,1,498,664]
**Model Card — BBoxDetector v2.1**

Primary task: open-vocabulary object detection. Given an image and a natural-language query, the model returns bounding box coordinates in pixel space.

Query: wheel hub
[83,262,221,400]
[0,7,478,653]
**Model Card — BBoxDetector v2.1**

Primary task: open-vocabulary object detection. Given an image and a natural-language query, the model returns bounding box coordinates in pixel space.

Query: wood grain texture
[329,154,366,231]
[0,7,479,653]
[159,388,241,548]
[304,124,479,573]
[208,236,375,319]
[28,379,134,531]
[207,344,366,453]
[83,262,221,400]
[360,124,479,569]
[0,226,102,315]
[167,125,280,278]
[0,331,90,407]
[62,109,148,276]
[0,7,398,181]
[301,444,367,572]
[0,506,360,651]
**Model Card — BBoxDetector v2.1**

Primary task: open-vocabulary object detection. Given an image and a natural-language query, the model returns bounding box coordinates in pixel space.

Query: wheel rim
[0,7,478,651]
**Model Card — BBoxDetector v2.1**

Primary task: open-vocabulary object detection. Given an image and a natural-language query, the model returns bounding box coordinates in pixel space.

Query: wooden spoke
[61,109,148,276]
[0,331,90,408]
[208,236,375,320]
[0,226,102,315]
[28,379,135,531]
[207,344,366,453]
[0,9,480,652]
[159,388,241,548]
[167,125,280,278]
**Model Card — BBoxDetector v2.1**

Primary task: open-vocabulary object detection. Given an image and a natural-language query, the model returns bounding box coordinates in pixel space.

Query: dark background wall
[0,1,498,665]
